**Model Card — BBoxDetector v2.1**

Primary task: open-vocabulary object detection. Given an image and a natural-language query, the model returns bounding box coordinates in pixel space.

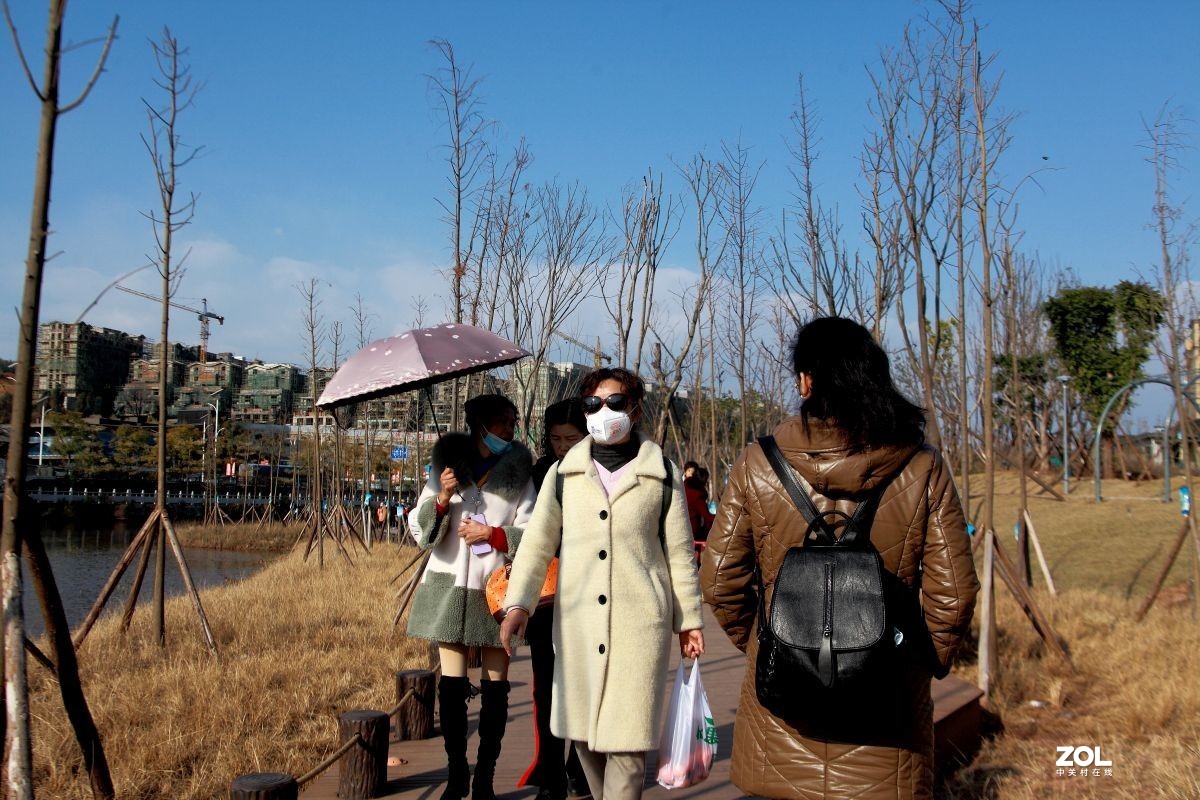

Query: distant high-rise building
[35,321,145,415]
[508,360,591,442]
[234,363,302,424]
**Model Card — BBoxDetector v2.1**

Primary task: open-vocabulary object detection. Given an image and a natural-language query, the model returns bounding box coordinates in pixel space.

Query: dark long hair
[792,317,925,448]
[541,397,586,454]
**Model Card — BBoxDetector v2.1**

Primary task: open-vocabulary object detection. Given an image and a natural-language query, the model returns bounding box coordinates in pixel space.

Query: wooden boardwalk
[302,609,981,800]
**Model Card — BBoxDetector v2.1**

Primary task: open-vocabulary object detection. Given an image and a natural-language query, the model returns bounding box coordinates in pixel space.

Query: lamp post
[1159,421,1171,503]
[1057,376,1071,495]
[205,390,222,514]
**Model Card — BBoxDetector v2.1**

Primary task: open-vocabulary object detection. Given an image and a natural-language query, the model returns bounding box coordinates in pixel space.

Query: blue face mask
[482,426,512,455]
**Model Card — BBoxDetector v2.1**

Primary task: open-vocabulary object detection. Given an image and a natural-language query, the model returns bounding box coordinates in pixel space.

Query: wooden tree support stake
[977,529,997,700]
[1136,516,1191,621]
[162,515,218,654]
[1022,510,1057,596]
[230,772,298,800]
[74,510,159,647]
[991,537,1073,667]
[338,710,389,799]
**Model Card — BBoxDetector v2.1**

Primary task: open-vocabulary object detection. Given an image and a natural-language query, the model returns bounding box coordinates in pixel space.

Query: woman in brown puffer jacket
[700,317,979,800]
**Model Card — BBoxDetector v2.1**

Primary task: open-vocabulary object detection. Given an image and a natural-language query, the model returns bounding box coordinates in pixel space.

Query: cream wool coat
[505,437,704,753]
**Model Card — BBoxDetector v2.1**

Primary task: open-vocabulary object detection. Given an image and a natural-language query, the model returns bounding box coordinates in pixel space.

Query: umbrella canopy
[316,323,530,409]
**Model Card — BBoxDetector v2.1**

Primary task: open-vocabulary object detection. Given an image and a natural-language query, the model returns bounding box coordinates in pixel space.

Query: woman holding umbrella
[408,393,537,800]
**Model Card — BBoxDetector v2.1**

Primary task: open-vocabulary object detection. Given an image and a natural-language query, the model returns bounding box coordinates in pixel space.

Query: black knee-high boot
[439,676,471,800]
[472,679,511,800]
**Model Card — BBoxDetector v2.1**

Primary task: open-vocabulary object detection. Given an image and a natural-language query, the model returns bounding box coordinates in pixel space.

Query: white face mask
[587,406,633,444]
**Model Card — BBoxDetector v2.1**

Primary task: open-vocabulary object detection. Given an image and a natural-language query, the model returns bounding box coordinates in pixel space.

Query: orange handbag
[485,558,558,621]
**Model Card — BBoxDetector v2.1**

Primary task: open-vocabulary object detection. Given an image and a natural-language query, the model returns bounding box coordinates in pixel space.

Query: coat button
[598,595,607,605]
[598,644,606,654]
[599,510,608,520]
[599,550,607,560]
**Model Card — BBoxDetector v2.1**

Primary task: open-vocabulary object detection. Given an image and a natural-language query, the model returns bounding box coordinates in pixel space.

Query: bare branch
[58,15,120,114]
[2,0,43,100]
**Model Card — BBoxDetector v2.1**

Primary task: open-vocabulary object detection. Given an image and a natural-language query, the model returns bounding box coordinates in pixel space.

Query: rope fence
[297,733,365,787]
[229,671,434,800]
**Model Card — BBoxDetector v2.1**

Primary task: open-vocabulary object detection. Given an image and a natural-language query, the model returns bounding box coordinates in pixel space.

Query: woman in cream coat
[500,368,705,800]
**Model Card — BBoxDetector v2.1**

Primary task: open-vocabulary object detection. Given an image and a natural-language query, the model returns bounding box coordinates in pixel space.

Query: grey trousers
[572,741,648,800]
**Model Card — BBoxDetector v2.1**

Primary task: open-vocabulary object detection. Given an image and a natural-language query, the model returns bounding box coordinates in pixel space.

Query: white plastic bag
[656,658,717,789]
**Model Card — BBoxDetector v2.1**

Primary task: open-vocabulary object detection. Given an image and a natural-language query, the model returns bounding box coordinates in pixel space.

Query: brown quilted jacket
[700,416,979,800]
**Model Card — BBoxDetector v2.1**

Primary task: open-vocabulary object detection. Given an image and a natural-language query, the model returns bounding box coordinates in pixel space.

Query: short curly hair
[579,367,645,411]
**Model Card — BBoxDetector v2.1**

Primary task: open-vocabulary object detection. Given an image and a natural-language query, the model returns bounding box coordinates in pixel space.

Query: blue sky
[2,2,1198,423]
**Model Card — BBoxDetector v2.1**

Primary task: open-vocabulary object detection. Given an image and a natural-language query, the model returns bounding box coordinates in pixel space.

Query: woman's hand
[436,467,458,506]
[499,608,529,657]
[458,518,491,545]
[679,628,705,659]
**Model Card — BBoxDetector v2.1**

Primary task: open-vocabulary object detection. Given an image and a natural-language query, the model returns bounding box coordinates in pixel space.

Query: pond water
[22,523,276,638]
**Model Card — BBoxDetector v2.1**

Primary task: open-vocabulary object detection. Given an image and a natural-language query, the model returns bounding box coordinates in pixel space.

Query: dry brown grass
[939,471,1200,799]
[29,542,429,800]
[173,520,298,552]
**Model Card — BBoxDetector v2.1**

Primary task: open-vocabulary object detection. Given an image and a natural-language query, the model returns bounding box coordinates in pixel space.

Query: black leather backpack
[754,436,916,733]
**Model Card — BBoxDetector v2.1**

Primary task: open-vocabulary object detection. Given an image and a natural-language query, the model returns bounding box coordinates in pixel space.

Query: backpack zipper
[819,561,835,687]
[823,562,834,639]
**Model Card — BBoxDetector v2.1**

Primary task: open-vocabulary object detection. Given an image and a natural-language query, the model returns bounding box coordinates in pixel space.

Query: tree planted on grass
[75,28,217,658]
[1,1,118,796]
[1043,281,1164,474]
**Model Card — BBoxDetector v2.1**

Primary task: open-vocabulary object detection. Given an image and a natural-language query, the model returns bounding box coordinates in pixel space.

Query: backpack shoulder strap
[758,436,836,544]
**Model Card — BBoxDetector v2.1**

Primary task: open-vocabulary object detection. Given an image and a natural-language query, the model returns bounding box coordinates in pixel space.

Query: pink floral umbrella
[316,322,530,410]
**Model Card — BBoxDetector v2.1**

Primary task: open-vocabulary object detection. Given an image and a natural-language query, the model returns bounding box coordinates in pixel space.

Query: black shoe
[565,775,592,800]
[536,787,567,800]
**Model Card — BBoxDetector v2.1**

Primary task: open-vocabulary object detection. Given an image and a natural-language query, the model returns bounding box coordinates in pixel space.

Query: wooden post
[338,710,389,799]
[395,669,435,740]
[230,772,298,800]
[1022,510,1057,596]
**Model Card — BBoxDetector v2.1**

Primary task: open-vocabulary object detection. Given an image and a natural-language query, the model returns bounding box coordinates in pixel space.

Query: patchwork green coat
[407,433,536,648]
[504,437,704,753]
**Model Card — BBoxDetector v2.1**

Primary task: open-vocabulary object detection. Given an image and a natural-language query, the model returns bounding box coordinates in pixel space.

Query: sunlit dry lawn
[942,472,1200,800]
[29,539,429,800]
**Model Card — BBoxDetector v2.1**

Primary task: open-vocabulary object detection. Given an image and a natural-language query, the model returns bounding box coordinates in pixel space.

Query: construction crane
[553,329,613,368]
[114,284,224,363]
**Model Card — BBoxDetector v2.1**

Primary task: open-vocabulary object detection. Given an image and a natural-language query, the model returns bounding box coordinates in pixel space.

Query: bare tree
[717,138,766,448]
[648,155,726,443]
[352,294,377,543]
[772,74,865,324]
[428,39,495,430]
[858,136,904,340]
[74,29,217,662]
[1144,104,1200,608]
[142,27,206,647]
[603,169,680,373]
[505,181,607,433]
[1,2,117,796]
[867,21,958,448]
